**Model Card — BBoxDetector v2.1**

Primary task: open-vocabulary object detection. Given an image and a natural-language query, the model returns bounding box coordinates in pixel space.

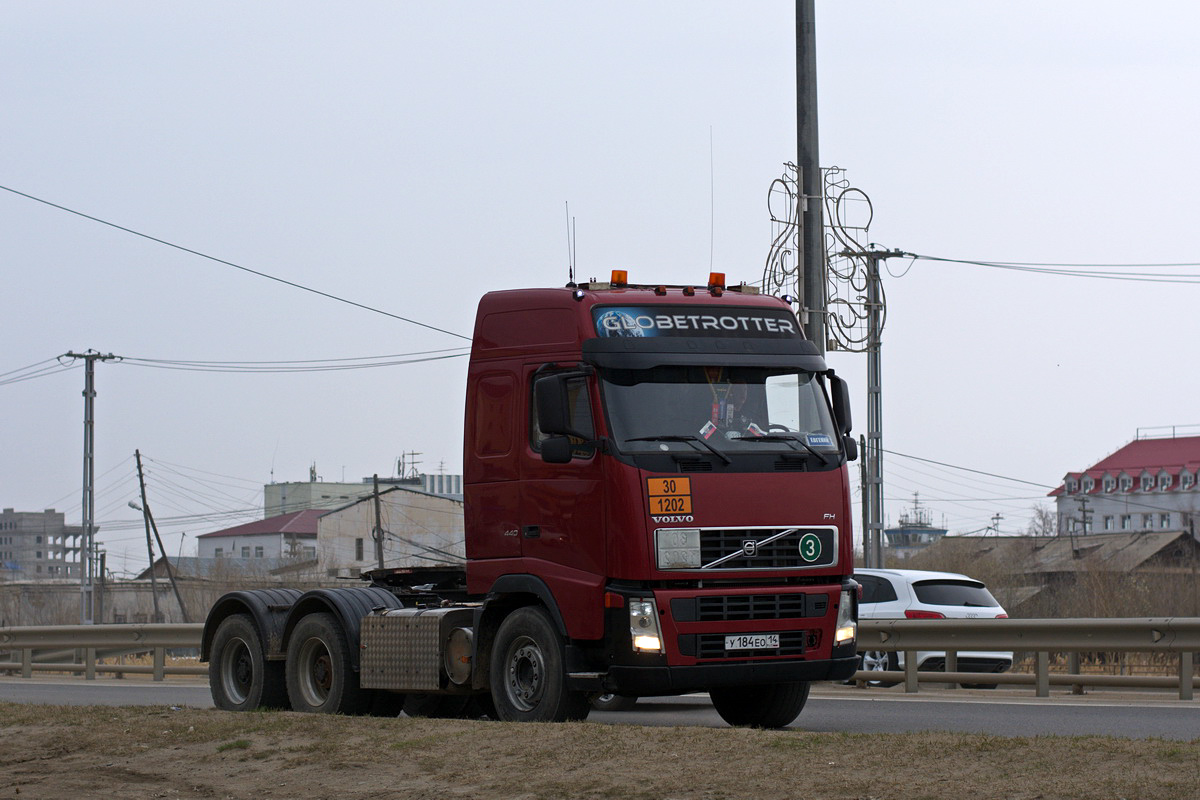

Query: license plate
[724,633,780,651]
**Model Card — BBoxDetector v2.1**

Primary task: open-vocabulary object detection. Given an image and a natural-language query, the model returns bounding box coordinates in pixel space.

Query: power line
[118,348,470,374]
[0,183,472,341]
[905,252,1200,284]
[882,448,1055,489]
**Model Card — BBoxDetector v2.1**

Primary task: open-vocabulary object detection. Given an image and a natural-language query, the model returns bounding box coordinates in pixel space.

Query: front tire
[709,682,810,728]
[209,614,288,711]
[489,606,590,723]
[285,612,370,714]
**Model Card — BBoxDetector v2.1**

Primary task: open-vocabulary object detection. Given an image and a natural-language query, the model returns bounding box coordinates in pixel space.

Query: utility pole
[133,452,162,623]
[838,250,903,568]
[133,450,189,622]
[797,0,825,352]
[372,474,385,570]
[63,350,118,624]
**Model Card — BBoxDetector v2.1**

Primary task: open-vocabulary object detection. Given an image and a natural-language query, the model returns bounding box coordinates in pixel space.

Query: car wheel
[590,693,638,711]
[859,650,900,688]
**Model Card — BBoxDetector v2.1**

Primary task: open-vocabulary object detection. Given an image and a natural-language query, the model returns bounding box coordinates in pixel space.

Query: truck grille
[694,526,836,570]
[671,593,828,622]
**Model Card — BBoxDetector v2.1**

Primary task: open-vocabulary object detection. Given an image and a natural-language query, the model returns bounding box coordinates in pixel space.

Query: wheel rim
[219,636,253,704]
[505,635,546,712]
[296,636,334,707]
[862,651,889,673]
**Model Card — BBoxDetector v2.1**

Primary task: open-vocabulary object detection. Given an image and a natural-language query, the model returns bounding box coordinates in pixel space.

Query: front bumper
[605,653,860,696]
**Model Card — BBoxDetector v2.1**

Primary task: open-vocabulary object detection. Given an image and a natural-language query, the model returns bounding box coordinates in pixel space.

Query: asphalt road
[2,678,1196,740]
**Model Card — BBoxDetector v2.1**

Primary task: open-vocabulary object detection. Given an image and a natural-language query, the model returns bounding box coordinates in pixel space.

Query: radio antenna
[709,125,715,272]
[565,202,575,285]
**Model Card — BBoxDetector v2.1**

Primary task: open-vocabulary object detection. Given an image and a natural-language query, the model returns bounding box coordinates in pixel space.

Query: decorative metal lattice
[822,166,879,353]
[762,162,801,299]
[763,164,882,353]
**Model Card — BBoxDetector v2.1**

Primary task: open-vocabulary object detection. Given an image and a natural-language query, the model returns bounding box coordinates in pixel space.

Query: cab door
[519,366,607,580]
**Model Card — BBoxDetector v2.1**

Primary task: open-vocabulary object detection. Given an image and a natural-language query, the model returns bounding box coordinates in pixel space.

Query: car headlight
[834,588,856,646]
[655,528,700,569]
[629,598,665,653]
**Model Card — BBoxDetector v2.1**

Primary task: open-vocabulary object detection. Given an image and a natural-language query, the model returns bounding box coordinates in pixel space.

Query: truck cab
[464,271,859,723]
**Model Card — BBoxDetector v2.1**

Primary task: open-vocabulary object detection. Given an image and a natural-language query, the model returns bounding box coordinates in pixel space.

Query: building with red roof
[195,508,324,561]
[1050,432,1200,537]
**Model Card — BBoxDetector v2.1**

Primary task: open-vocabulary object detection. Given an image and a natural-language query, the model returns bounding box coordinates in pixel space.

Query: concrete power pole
[372,474,385,570]
[836,250,902,568]
[64,350,118,624]
[797,0,825,352]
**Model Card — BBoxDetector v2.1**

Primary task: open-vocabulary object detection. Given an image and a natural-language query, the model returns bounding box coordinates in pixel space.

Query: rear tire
[489,606,590,723]
[285,612,370,714]
[209,614,288,711]
[709,682,810,728]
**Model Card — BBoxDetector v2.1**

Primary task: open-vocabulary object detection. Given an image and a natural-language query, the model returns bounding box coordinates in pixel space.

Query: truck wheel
[709,681,810,728]
[285,612,370,714]
[209,614,288,711]
[489,606,590,723]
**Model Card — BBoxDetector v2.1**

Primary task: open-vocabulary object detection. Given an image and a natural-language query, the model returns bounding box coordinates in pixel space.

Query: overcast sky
[3,1,1198,576]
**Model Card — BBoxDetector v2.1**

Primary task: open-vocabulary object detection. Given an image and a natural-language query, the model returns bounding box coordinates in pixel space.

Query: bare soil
[1,703,1197,800]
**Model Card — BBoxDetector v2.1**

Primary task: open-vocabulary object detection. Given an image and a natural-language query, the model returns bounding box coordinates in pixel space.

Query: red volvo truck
[202,271,859,727]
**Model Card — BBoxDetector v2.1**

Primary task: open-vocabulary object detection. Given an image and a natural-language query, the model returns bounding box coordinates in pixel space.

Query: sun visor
[582,337,828,371]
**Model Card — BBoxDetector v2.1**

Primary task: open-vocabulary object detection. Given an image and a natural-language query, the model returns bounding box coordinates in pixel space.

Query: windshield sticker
[806,433,834,448]
[593,306,799,339]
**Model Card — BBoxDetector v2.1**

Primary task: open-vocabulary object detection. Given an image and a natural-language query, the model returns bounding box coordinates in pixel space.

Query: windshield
[600,365,840,456]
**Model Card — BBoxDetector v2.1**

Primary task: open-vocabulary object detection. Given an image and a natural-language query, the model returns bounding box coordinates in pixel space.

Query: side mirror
[541,435,573,464]
[842,435,858,462]
[829,373,852,436]
[534,374,573,436]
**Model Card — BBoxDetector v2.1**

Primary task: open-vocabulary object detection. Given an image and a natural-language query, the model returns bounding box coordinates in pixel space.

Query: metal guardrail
[0,618,1196,699]
[856,617,1199,700]
[0,623,205,681]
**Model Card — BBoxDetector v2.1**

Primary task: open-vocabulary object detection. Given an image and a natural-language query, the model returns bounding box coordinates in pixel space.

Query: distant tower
[883,493,948,560]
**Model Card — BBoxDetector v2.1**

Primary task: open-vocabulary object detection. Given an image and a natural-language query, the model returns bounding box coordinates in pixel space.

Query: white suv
[854,568,1012,687]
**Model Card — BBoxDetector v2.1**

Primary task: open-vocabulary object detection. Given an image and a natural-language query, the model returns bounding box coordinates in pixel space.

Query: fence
[1,618,1197,699]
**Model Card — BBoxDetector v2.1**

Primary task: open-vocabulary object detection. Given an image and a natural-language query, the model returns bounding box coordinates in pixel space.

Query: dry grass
[1,702,1196,799]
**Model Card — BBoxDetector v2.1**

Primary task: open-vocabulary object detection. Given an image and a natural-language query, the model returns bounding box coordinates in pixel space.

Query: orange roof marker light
[610,269,629,288]
[708,271,726,296]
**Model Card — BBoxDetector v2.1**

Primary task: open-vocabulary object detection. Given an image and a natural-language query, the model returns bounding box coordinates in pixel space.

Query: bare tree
[1026,504,1056,536]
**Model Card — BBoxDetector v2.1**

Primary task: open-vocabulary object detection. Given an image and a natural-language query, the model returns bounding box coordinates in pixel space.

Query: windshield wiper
[624,435,732,465]
[730,433,831,465]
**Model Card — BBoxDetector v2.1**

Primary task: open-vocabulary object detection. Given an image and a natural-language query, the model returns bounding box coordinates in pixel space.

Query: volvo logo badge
[741,539,758,558]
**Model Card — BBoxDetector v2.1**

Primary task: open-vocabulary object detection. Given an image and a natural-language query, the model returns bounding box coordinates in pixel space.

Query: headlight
[629,598,665,653]
[834,588,857,646]
[655,528,700,569]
